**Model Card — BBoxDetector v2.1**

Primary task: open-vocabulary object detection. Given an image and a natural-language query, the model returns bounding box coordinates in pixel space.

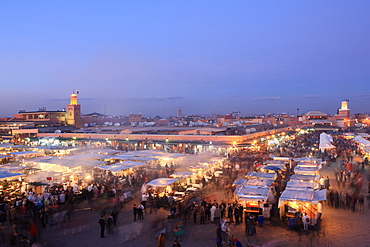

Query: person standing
[174,221,184,242]
[137,203,144,221]
[302,213,310,231]
[210,204,216,223]
[192,204,199,223]
[158,232,165,247]
[106,214,113,234]
[133,204,138,222]
[99,215,105,238]
[199,206,205,224]
[234,205,241,226]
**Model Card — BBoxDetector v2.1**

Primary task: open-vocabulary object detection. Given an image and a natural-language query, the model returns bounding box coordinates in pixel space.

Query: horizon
[1,1,369,117]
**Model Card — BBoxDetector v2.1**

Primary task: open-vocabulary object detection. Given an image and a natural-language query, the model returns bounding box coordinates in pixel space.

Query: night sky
[1,1,369,117]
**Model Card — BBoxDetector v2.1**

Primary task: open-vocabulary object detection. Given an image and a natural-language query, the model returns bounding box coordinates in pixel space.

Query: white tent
[170,171,193,178]
[290,174,319,182]
[319,132,336,152]
[245,171,277,180]
[98,161,146,172]
[147,178,178,186]
[0,171,25,180]
[353,135,370,147]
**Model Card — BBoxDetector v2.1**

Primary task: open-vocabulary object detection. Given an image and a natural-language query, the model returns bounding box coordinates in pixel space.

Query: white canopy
[245,171,277,180]
[147,178,178,186]
[98,161,146,172]
[0,171,25,180]
[170,171,193,178]
[353,135,370,147]
[234,186,270,202]
[319,132,336,152]
[293,165,320,175]
[290,174,319,182]
[286,180,317,190]
[233,178,273,188]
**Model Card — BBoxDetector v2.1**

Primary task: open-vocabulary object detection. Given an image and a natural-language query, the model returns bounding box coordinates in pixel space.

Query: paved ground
[1,158,369,247]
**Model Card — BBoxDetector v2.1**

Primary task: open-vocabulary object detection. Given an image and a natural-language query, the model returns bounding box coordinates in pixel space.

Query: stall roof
[98,161,146,171]
[269,156,292,161]
[286,180,316,190]
[8,151,41,156]
[0,155,12,159]
[170,171,193,178]
[293,157,320,163]
[293,166,319,175]
[0,164,24,172]
[279,188,327,207]
[279,188,314,202]
[0,171,25,180]
[233,178,273,188]
[290,174,319,182]
[234,186,269,201]
[245,171,276,180]
[112,154,157,162]
[147,178,178,186]
[257,164,285,172]
[264,160,286,165]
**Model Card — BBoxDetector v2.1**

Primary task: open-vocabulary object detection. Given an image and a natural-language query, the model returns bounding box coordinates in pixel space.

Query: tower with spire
[177,106,182,118]
[66,90,82,127]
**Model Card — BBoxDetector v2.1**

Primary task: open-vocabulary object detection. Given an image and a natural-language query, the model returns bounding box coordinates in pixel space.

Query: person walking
[158,232,165,247]
[99,215,105,238]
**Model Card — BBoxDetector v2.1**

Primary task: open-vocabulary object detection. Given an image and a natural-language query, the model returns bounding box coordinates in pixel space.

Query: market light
[165,138,169,143]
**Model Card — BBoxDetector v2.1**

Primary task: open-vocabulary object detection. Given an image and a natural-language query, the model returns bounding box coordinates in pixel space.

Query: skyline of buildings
[1,2,370,117]
[1,92,368,131]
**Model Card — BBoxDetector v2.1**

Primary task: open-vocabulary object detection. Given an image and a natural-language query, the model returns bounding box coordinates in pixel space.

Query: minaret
[177,107,182,118]
[66,91,82,127]
[338,99,350,119]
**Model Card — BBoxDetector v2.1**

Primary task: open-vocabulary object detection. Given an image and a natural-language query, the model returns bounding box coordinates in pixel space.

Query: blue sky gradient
[1,1,369,117]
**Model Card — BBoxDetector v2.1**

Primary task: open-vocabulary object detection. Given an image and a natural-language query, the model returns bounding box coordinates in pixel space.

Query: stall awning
[245,171,276,180]
[98,161,146,171]
[0,171,25,180]
[147,178,178,186]
[170,171,193,178]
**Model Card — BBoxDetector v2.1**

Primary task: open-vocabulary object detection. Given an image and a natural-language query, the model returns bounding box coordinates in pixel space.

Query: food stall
[234,186,274,218]
[146,178,179,195]
[278,188,327,222]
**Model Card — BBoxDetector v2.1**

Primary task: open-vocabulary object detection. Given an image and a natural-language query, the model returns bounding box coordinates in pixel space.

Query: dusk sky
[1,1,369,117]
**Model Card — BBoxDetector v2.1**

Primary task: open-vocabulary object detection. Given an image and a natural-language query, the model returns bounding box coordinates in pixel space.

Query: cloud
[253,96,281,101]
[128,96,184,102]
[352,94,370,98]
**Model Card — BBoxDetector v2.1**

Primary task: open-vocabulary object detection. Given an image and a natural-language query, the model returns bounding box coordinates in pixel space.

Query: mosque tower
[338,99,350,119]
[336,99,351,128]
[66,90,82,128]
[177,106,182,118]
